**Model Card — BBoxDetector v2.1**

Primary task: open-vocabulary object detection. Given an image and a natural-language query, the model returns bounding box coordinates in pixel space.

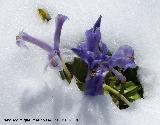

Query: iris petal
[111,45,136,71]
[16,36,29,49]
[99,42,109,55]
[53,14,68,51]
[93,15,102,31]
[111,68,126,82]
[85,28,101,54]
[85,15,102,55]
[71,42,98,69]
[48,50,63,70]
[17,31,53,53]
[124,62,136,71]
[85,75,104,96]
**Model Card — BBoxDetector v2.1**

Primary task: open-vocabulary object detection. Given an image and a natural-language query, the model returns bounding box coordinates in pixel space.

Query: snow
[0,0,160,125]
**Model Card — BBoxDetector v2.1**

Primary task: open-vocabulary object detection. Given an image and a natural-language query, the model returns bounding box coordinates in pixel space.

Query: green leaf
[124,81,136,88]
[124,86,139,94]
[59,69,73,83]
[59,70,66,80]
[103,85,109,96]
[104,71,112,84]
[124,81,139,94]
[76,80,84,91]
[103,84,131,106]
[123,67,144,97]
[110,78,116,88]
[119,84,125,94]
[65,57,88,90]
[123,67,139,84]
[128,93,141,100]
[66,57,87,82]
[59,56,72,83]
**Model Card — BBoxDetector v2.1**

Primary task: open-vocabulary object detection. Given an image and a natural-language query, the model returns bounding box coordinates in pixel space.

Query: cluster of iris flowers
[16,14,143,109]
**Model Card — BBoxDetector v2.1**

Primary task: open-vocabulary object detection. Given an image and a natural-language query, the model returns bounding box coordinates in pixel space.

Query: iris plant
[16,14,71,80]
[16,14,136,99]
[72,16,136,96]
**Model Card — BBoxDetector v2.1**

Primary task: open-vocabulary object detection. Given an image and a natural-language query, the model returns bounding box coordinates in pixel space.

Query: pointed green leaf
[59,70,66,80]
[65,57,87,90]
[66,57,88,82]
[129,93,141,100]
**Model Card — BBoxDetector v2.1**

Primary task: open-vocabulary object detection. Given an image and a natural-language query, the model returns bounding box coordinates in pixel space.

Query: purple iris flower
[16,14,68,70]
[110,45,136,71]
[72,15,109,96]
[72,16,136,96]
[71,16,104,69]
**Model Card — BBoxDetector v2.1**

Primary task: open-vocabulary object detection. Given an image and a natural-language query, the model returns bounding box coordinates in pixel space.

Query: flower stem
[59,55,72,83]
[103,84,131,106]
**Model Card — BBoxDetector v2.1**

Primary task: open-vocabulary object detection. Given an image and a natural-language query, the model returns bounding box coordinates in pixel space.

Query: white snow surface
[0,0,160,125]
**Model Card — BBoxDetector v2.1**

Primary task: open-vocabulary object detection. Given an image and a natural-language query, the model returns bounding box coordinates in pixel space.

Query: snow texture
[0,0,160,125]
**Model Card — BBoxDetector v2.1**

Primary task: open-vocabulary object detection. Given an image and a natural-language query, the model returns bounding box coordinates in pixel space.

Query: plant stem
[103,84,131,106]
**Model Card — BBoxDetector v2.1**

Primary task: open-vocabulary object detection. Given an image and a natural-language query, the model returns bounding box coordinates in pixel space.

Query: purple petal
[53,14,68,51]
[48,50,63,70]
[72,47,96,68]
[44,53,63,71]
[71,48,87,60]
[85,16,102,55]
[85,75,104,96]
[17,31,53,53]
[124,62,136,71]
[90,60,102,69]
[16,36,29,49]
[99,42,109,55]
[113,45,134,58]
[110,45,136,70]
[96,62,109,77]
[71,42,97,68]
[93,15,102,31]
[85,28,101,54]
[111,68,126,82]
